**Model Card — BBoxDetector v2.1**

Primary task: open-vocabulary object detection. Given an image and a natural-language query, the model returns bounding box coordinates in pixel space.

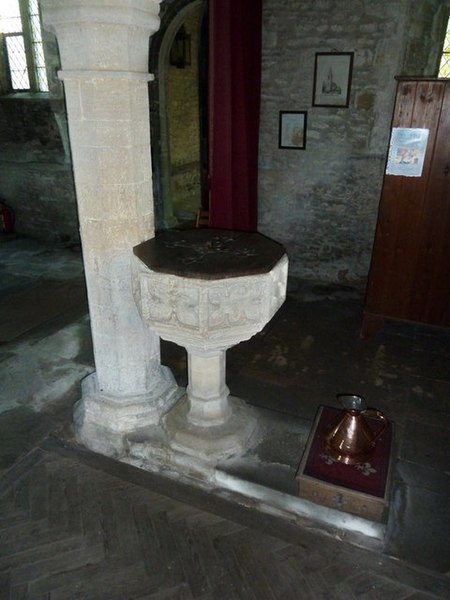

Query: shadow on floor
[161,281,450,574]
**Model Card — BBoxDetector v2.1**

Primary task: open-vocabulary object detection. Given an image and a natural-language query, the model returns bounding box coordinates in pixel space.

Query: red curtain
[208,0,262,231]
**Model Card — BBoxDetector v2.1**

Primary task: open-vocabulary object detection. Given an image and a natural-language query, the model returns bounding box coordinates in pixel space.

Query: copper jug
[324,394,387,465]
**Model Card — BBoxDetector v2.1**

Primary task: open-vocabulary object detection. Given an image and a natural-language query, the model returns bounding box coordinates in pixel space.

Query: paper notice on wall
[385,128,429,177]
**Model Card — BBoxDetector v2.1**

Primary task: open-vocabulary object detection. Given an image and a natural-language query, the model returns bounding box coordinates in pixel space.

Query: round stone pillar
[41,0,179,455]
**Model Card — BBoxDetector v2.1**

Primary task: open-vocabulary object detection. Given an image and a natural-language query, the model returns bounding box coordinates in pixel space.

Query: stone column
[185,350,231,426]
[41,0,179,456]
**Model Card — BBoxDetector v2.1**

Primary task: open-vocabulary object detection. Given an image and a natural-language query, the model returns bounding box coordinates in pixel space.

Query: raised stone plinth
[133,229,288,463]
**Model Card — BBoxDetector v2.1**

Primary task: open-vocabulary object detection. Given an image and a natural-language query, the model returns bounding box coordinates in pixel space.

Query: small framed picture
[279,111,307,149]
[312,52,354,108]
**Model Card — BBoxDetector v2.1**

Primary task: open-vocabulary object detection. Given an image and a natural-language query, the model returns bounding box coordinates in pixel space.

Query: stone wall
[0,26,78,243]
[258,0,449,285]
[1,0,448,279]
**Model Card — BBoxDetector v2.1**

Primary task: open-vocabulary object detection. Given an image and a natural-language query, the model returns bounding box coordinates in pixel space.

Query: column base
[74,368,181,457]
[162,394,257,463]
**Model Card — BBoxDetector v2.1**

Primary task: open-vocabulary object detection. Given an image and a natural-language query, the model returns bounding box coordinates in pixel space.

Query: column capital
[41,0,162,72]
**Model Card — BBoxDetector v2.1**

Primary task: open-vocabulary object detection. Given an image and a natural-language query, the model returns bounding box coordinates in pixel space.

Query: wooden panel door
[362,79,450,337]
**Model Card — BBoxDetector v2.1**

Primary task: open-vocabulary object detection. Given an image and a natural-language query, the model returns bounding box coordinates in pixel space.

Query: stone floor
[1,234,449,598]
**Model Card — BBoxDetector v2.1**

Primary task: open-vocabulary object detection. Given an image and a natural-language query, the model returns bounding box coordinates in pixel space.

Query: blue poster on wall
[386,128,429,177]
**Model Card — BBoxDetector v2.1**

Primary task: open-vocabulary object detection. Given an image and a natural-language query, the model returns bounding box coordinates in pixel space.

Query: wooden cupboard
[362,79,450,338]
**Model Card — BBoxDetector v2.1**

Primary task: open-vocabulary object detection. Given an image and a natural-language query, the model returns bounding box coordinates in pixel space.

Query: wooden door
[362,79,450,337]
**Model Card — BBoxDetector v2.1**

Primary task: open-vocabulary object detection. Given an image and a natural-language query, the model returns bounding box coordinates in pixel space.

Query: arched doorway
[149,0,207,231]
[150,0,262,232]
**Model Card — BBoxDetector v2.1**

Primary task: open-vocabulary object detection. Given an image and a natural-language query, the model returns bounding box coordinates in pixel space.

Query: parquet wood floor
[0,445,446,600]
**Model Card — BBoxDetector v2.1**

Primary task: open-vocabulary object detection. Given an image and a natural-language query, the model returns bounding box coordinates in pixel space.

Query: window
[438,15,450,78]
[0,0,48,92]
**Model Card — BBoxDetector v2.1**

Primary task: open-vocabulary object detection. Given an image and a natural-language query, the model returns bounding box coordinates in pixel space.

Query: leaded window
[0,0,49,92]
[438,16,450,78]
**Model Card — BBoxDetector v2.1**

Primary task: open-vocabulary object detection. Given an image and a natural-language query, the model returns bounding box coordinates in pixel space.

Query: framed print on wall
[279,111,307,149]
[312,52,354,108]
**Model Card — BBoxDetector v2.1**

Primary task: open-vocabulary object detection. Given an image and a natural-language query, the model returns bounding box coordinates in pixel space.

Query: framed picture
[279,111,307,149]
[312,52,354,108]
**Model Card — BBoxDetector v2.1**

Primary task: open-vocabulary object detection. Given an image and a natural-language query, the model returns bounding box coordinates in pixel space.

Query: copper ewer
[324,394,388,465]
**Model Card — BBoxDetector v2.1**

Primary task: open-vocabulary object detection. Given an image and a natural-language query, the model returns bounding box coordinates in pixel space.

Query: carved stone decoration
[132,229,288,463]
[134,267,288,352]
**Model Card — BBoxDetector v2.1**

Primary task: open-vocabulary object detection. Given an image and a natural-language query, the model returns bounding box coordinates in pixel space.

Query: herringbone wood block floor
[0,448,442,600]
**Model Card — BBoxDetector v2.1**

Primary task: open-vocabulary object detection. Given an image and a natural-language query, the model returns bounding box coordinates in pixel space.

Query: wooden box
[296,405,393,522]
